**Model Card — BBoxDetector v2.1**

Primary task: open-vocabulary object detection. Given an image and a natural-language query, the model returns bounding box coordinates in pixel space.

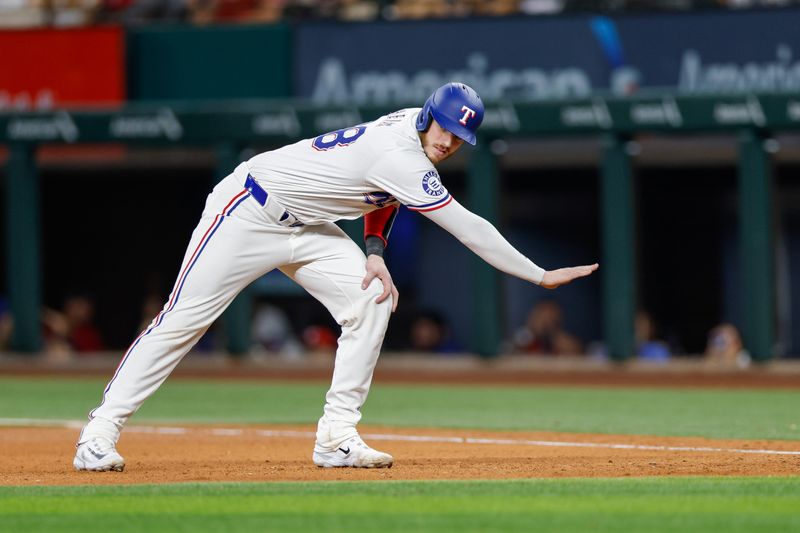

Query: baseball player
[73,82,598,471]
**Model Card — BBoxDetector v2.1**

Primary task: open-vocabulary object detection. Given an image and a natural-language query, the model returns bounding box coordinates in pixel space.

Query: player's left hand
[540,263,599,289]
[362,255,399,312]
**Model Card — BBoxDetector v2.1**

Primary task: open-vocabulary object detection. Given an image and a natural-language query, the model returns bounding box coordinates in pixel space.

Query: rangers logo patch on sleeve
[422,170,445,197]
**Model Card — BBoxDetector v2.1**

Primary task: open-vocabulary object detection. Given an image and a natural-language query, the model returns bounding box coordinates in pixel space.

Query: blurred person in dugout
[511,299,583,355]
[41,294,105,359]
[301,318,339,356]
[704,322,751,369]
[408,309,461,354]
[0,297,12,352]
[635,310,671,362]
[584,309,671,360]
[250,302,304,359]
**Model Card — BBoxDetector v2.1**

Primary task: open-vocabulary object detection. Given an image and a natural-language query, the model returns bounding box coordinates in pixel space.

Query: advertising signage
[0,27,125,111]
[295,9,800,106]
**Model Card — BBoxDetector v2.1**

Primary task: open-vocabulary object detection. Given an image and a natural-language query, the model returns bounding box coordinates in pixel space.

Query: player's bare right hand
[540,263,599,289]
[362,255,399,312]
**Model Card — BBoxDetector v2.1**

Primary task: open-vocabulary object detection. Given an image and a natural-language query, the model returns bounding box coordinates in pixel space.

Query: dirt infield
[2,359,799,485]
[2,424,798,486]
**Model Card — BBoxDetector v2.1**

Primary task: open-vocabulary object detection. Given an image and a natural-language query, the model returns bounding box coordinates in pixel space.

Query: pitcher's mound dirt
[2,424,798,485]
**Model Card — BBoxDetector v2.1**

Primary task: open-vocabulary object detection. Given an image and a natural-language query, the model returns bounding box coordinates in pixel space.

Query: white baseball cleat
[73,437,125,472]
[313,435,393,468]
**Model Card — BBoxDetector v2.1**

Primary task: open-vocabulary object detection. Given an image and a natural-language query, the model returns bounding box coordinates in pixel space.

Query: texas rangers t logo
[459,106,476,125]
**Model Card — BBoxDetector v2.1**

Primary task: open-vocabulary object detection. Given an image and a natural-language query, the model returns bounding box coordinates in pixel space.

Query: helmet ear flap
[416,96,433,132]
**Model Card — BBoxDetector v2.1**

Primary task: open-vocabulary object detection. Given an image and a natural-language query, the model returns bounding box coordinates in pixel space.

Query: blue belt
[245,174,269,206]
[244,174,304,227]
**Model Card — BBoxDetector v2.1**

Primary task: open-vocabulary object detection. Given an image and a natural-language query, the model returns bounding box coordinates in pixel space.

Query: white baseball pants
[80,164,392,449]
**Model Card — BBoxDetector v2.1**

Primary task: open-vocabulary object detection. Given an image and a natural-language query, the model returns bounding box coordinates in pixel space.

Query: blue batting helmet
[415,82,484,145]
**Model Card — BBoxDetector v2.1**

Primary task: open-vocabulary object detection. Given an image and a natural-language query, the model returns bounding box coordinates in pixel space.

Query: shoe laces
[85,436,116,454]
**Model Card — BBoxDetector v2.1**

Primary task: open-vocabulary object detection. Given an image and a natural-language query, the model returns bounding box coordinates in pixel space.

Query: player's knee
[338,282,391,327]
[363,278,386,300]
[360,282,393,318]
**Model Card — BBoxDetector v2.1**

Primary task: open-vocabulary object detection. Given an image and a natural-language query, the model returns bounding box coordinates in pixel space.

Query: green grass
[1,477,799,532]
[0,377,798,440]
[2,377,799,532]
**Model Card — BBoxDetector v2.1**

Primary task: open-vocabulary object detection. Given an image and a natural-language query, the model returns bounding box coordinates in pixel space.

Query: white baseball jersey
[245,108,450,224]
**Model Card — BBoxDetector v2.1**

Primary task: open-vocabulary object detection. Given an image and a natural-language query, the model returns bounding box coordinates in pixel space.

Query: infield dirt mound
[2,424,799,485]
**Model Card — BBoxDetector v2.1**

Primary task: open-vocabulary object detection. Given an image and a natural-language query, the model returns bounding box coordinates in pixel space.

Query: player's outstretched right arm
[421,198,598,289]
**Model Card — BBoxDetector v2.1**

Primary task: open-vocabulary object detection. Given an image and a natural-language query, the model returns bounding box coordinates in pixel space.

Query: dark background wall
[39,160,215,348]
[34,154,788,355]
[127,24,292,102]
